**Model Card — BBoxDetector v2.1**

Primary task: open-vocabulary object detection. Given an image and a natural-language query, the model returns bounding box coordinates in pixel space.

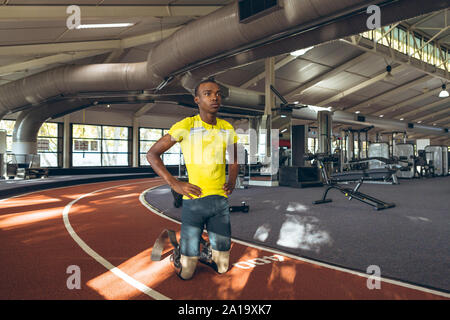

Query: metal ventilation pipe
[181,73,265,108]
[0,0,446,149]
[0,0,446,118]
[0,0,393,116]
[0,110,7,122]
[291,108,450,137]
[179,0,447,83]
[12,98,91,164]
[0,62,148,116]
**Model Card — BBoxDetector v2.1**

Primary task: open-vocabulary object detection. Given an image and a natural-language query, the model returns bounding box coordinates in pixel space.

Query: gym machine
[341,126,373,170]
[376,131,407,158]
[351,132,415,183]
[414,149,435,178]
[424,145,448,176]
[393,143,415,179]
[368,142,390,169]
[6,153,48,179]
[333,141,398,185]
[305,153,395,211]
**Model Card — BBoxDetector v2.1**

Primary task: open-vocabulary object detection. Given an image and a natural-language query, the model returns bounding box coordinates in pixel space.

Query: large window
[72,124,130,167]
[0,120,61,167]
[139,127,247,166]
[139,128,182,166]
[307,137,318,154]
[0,119,14,153]
[361,25,449,71]
[37,122,61,167]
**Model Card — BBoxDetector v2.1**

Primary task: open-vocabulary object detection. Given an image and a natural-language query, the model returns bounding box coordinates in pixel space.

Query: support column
[63,115,71,168]
[264,57,275,116]
[317,111,332,154]
[0,129,6,178]
[132,116,139,167]
[340,129,346,171]
[262,57,275,167]
[292,125,307,166]
[347,130,354,161]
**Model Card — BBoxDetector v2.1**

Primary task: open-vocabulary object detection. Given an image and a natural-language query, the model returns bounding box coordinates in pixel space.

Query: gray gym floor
[144,176,450,293]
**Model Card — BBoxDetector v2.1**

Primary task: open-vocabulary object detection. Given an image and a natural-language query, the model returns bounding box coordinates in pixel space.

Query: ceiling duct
[0,62,148,115]
[181,0,447,82]
[1,0,446,115]
[291,108,450,137]
[0,0,384,116]
[12,98,92,156]
[0,0,447,139]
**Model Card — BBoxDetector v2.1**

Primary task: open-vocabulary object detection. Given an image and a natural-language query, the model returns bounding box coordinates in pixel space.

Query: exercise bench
[306,153,396,211]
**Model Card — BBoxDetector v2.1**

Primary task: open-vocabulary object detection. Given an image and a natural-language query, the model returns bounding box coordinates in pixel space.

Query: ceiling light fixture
[290,46,314,57]
[399,118,404,121]
[355,111,360,114]
[438,83,449,98]
[76,23,134,29]
[308,105,332,112]
[379,115,384,117]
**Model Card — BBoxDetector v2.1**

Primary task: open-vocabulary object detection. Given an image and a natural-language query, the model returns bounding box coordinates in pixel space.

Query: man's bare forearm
[227,162,239,185]
[147,152,178,187]
[148,150,202,198]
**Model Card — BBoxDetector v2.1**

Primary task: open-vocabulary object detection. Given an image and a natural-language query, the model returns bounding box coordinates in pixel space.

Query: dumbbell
[229,201,249,213]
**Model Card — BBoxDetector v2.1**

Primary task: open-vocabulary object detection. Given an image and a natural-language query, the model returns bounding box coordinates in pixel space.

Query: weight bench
[332,168,398,185]
[346,157,401,184]
[306,154,396,211]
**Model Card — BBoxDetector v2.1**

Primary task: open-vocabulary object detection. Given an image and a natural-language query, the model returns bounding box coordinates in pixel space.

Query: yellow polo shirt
[168,114,238,199]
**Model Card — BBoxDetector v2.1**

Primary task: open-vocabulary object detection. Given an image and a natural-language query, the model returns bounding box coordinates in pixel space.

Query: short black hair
[194,77,218,97]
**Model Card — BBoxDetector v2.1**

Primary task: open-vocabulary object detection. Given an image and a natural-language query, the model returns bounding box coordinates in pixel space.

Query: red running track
[0,178,448,300]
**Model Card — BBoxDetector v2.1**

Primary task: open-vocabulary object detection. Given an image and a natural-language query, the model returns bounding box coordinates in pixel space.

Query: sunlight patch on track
[0,207,62,230]
[86,247,175,300]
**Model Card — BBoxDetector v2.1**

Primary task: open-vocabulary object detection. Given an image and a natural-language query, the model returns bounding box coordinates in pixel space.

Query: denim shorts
[180,195,231,257]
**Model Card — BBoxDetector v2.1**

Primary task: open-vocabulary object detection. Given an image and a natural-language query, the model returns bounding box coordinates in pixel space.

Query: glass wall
[72,124,130,167]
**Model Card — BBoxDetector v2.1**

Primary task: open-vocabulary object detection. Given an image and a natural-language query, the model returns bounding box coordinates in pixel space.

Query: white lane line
[0,177,154,203]
[62,180,170,300]
[140,186,450,299]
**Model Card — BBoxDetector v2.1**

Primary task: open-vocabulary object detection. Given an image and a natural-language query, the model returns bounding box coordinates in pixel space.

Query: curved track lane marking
[6,178,447,299]
[62,180,170,300]
[140,186,450,299]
